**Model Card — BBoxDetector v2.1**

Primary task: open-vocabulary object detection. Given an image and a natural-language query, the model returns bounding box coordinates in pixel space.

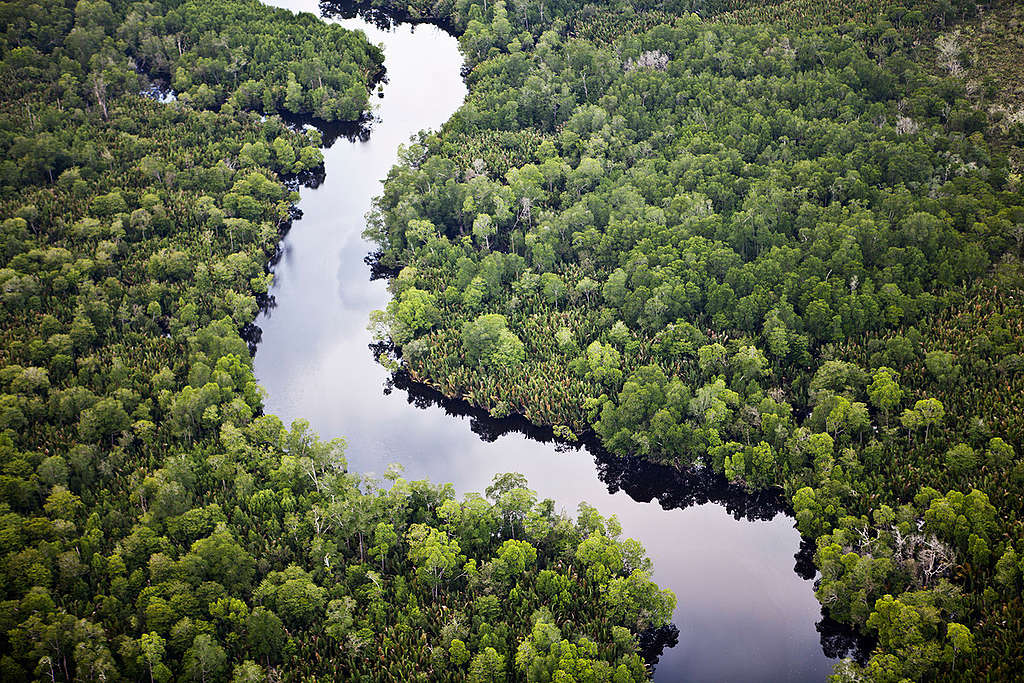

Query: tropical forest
[0,0,1022,680]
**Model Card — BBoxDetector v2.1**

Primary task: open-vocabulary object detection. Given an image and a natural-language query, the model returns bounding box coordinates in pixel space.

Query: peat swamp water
[253,1,856,678]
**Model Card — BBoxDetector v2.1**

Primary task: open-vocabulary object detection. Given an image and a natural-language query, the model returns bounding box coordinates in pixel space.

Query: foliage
[0,0,672,680]
[121,0,384,121]
[363,0,1024,678]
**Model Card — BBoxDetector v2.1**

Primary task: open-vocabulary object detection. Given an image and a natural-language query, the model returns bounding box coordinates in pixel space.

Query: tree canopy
[363,0,1024,678]
[0,0,674,680]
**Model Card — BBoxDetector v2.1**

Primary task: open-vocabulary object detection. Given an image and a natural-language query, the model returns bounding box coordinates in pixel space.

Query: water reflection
[318,0,459,31]
[387,364,789,523]
[253,0,864,678]
[384,360,871,667]
[282,109,376,149]
[818,615,875,666]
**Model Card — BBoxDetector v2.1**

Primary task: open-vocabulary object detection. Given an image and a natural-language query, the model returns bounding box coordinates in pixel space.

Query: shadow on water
[380,352,873,667]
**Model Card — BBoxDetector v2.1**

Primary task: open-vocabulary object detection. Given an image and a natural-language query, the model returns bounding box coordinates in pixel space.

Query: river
[252,1,849,678]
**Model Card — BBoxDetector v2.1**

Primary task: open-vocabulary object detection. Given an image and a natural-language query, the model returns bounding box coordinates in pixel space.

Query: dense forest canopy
[0,0,676,681]
[2,0,1024,679]
[361,0,1024,679]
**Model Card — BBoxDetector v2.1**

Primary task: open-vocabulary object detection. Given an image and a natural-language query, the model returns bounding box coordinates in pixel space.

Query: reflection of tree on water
[382,358,873,666]
[383,365,685,665]
[259,1,873,669]
[636,625,680,670]
[385,363,790,521]
[245,108,379,354]
[319,0,460,32]
[280,106,377,149]
[817,612,875,665]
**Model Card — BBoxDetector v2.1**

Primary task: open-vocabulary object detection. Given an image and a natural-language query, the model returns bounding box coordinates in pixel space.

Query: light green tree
[461,314,525,370]
[407,524,462,597]
[139,632,171,683]
[183,634,227,683]
[469,647,506,682]
[867,367,903,423]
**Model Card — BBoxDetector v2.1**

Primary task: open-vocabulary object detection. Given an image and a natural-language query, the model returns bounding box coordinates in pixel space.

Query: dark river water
[253,2,851,679]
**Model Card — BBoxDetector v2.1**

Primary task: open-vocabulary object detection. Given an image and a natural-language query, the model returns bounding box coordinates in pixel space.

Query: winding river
[253,2,851,678]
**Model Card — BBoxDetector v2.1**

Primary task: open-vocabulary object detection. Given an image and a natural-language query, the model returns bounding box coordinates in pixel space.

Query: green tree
[867,367,903,423]
[254,566,326,628]
[946,622,974,672]
[945,443,977,478]
[450,638,471,667]
[469,647,506,682]
[231,661,265,683]
[77,397,129,443]
[913,398,946,441]
[924,350,959,385]
[181,526,256,590]
[183,634,227,683]
[370,522,398,571]
[406,524,462,597]
[461,314,525,370]
[246,607,285,668]
[390,287,441,344]
[489,539,537,586]
[473,213,496,249]
[139,632,171,683]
